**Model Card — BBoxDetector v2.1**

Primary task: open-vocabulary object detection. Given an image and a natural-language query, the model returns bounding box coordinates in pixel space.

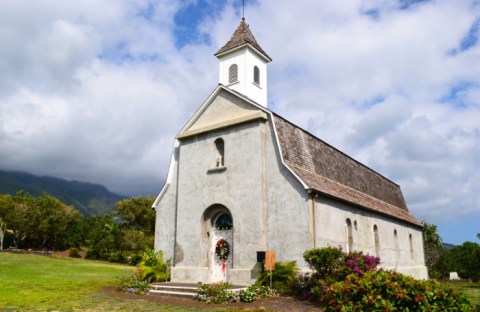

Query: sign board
[265,251,275,270]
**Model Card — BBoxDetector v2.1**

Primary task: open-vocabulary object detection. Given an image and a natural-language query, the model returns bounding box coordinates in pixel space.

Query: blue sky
[0,0,479,245]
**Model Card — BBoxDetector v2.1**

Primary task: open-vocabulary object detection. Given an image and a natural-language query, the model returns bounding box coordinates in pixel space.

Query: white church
[153,18,428,286]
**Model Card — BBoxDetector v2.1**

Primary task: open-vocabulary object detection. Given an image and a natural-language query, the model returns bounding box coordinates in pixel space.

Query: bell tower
[215,18,272,107]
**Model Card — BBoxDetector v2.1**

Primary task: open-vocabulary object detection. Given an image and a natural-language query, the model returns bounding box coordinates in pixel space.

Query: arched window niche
[346,218,353,253]
[373,225,380,258]
[394,229,399,258]
[409,233,414,259]
[229,64,238,84]
[214,138,224,167]
[253,66,260,85]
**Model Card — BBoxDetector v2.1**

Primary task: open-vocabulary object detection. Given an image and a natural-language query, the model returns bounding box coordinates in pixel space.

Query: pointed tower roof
[215,18,272,61]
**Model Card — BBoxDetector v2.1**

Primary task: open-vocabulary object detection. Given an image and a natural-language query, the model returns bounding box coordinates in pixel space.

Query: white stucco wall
[314,196,428,279]
[218,48,268,107]
[154,90,313,285]
[263,119,312,267]
[153,149,178,263]
[154,89,428,285]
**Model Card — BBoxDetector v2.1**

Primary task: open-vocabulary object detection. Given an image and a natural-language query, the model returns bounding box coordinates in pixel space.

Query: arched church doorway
[203,205,233,283]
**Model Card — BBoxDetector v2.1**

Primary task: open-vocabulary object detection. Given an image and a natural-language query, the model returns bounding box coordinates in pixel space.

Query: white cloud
[0,0,479,242]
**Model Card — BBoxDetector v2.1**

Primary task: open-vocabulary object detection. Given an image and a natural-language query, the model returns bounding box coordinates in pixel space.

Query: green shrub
[68,247,81,258]
[450,242,480,282]
[138,248,170,282]
[118,271,150,295]
[303,247,344,279]
[302,247,380,287]
[239,284,272,303]
[290,272,321,300]
[251,284,272,298]
[257,260,298,295]
[196,282,234,304]
[317,270,476,311]
[239,288,256,303]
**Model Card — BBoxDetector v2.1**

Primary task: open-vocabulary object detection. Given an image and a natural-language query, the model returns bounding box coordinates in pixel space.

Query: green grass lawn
[0,252,202,311]
[444,281,480,308]
[2,252,479,311]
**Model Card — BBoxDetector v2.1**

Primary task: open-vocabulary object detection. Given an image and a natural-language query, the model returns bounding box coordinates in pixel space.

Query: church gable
[177,87,267,139]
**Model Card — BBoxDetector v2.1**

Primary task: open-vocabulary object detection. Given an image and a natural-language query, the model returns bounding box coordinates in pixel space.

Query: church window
[373,225,380,258]
[394,229,399,258]
[214,213,233,230]
[214,138,225,167]
[346,218,353,253]
[409,234,414,259]
[253,66,260,85]
[229,64,238,84]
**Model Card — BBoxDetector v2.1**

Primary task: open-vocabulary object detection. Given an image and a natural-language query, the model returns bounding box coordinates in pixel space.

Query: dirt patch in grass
[102,286,322,311]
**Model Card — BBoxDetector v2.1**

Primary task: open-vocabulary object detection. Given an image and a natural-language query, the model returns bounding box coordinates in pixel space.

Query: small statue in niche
[216,152,223,167]
[214,138,224,167]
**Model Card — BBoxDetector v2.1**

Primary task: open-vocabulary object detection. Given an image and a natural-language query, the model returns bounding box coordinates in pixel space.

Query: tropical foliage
[318,270,475,311]
[118,270,150,295]
[0,192,80,250]
[435,241,480,282]
[422,221,444,278]
[0,191,156,265]
[239,284,271,303]
[257,260,298,295]
[114,195,156,235]
[196,282,235,304]
[138,247,171,282]
[296,246,476,311]
[303,247,380,284]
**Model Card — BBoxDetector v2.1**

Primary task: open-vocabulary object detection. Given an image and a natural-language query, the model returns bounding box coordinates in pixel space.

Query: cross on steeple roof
[215,18,271,61]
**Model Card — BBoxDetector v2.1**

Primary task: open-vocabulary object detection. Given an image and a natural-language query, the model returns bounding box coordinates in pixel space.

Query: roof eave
[215,43,272,62]
[309,187,423,228]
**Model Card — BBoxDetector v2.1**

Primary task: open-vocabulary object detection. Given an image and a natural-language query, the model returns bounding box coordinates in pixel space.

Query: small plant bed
[117,248,171,295]
[118,271,150,295]
[195,282,271,304]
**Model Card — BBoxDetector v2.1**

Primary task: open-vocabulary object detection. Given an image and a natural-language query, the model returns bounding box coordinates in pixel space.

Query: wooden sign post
[265,251,275,289]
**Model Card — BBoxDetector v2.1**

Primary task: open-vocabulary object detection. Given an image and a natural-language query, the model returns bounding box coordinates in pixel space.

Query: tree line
[0,191,155,264]
[423,222,480,282]
[2,192,478,277]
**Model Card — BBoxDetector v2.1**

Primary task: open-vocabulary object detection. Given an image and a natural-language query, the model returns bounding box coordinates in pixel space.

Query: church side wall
[153,155,178,263]
[314,196,428,279]
[263,118,312,268]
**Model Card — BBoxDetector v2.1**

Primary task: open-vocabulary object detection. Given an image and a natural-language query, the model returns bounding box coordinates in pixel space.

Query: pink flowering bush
[318,270,475,311]
[336,251,381,280]
[303,247,380,283]
[296,247,380,300]
[298,247,474,311]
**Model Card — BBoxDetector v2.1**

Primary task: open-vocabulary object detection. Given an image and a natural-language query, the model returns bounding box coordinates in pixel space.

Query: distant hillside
[0,170,126,217]
[442,243,457,250]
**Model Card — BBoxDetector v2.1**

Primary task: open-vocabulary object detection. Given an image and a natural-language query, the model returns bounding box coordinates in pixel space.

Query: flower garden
[192,246,478,311]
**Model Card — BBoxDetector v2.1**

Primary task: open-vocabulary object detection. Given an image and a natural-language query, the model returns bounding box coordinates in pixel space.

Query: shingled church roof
[215,18,272,61]
[272,113,422,227]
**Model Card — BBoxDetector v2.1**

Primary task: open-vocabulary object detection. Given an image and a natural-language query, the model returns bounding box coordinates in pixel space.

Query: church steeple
[215,18,271,107]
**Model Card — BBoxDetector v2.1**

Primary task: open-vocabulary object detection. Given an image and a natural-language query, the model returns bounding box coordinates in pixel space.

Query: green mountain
[0,170,126,217]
